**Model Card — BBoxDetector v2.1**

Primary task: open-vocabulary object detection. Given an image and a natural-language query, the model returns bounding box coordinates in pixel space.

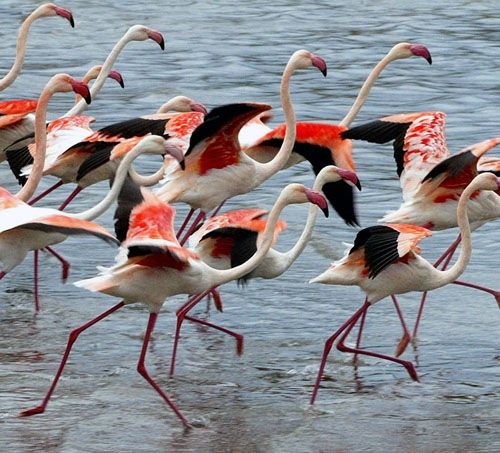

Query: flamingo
[154,49,328,244]
[308,172,500,405]
[341,112,500,341]
[4,66,124,171]
[0,3,74,92]
[165,165,360,375]
[243,42,432,225]
[0,135,184,311]
[19,180,328,427]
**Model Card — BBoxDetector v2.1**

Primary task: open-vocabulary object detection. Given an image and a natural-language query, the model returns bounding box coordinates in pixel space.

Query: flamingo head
[157,96,208,114]
[40,4,75,28]
[108,70,125,88]
[127,25,165,50]
[135,136,185,170]
[290,50,328,77]
[317,166,362,191]
[47,74,90,103]
[388,43,432,65]
[283,183,329,217]
[471,172,500,192]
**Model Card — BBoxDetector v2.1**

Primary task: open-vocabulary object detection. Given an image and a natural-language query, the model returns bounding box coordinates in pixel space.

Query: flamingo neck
[432,181,477,286]
[211,191,292,285]
[340,54,393,128]
[15,87,51,201]
[0,11,37,91]
[254,60,296,184]
[68,143,159,220]
[64,31,129,116]
[128,165,165,187]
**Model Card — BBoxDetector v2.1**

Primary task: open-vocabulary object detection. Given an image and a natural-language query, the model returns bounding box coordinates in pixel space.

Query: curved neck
[128,165,165,186]
[15,87,51,201]
[211,191,292,285]
[434,183,477,285]
[254,60,296,184]
[340,54,393,127]
[68,144,159,220]
[0,12,37,91]
[64,32,129,116]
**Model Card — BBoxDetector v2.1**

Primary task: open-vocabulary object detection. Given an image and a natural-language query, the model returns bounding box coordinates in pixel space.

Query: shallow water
[0,0,499,451]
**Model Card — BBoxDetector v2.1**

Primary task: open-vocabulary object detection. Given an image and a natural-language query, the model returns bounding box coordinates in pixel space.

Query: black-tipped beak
[54,7,74,28]
[179,159,185,170]
[147,30,165,50]
[84,93,92,104]
[355,179,362,191]
[68,14,75,28]
[321,204,329,218]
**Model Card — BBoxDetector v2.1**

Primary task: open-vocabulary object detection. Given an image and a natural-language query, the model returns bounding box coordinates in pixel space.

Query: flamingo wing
[350,224,431,278]
[0,99,37,116]
[185,102,271,175]
[478,156,500,176]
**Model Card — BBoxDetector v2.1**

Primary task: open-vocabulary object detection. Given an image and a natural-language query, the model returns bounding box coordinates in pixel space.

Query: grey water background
[0,0,499,451]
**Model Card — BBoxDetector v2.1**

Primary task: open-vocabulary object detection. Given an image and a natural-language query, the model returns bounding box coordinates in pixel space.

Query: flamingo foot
[19,405,45,417]
[395,331,411,358]
[44,247,70,282]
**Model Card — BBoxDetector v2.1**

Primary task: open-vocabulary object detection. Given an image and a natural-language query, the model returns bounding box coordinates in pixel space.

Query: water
[1,0,499,451]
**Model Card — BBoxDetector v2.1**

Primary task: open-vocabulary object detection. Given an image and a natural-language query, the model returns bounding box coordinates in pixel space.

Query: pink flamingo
[165,165,359,375]
[19,181,328,428]
[0,3,74,92]
[155,49,328,244]
[308,172,500,405]
[243,42,432,225]
[0,135,184,311]
[341,112,500,342]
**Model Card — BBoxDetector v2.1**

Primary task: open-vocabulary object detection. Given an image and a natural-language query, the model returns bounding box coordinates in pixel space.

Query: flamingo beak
[409,44,432,65]
[70,79,91,104]
[108,70,125,88]
[305,188,329,217]
[164,140,185,170]
[337,168,362,191]
[147,30,165,50]
[191,102,208,115]
[54,6,74,28]
[310,53,327,77]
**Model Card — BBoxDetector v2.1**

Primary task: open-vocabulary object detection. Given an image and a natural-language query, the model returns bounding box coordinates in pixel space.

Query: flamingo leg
[0,271,5,280]
[44,246,70,281]
[184,315,243,355]
[210,287,223,312]
[19,301,125,417]
[209,200,226,218]
[412,234,461,339]
[336,307,419,383]
[33,250,40,312]
[176,208,195,239]
[352,307,367,365]
[137,312,190,428]
[392,296,411,357]
[310,299,370,405]
[179,211,206,246]
[58,186,83,211]
[28,180,64,205]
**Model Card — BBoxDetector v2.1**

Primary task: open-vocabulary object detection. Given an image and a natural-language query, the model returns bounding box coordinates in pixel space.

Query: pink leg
[336,306,419,382]
[352,306,367,365]
[179,211,206,246]
[184,315,243,355]
[310,300,370,405]
[176,208,195,239]
[44,246,70,282]
[392,295,411,357]
[206,287,223,313]
[453,280,500,307]
[58,186,83,211]
[19,301,124,417]
[33,250,40,312]
[28,180,64,206]
[0,271,5,280]
[209,200,226,218]
[137,313,190,428]
[413,234,461,339]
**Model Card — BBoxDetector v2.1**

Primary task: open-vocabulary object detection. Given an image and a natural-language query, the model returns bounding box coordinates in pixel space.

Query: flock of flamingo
[1,3,499,430]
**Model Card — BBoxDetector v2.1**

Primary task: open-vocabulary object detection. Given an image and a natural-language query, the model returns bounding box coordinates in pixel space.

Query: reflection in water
[0,0,499,451]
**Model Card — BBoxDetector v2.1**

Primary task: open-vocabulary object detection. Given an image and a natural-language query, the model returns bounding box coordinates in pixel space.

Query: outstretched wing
[350,224,431,278]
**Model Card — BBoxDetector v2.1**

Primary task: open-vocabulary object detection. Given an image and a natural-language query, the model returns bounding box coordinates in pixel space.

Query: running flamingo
[0,135,184,311]
[309,172,500,404]
[0,3,74,92]
[166,165,360,375]
[243,42,432,225]
[341,112,500,341]
[19,182,328,428]
[155,49,328,243]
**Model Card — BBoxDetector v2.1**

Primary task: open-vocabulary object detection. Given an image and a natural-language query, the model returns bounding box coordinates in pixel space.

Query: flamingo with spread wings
[342,112,500,340]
